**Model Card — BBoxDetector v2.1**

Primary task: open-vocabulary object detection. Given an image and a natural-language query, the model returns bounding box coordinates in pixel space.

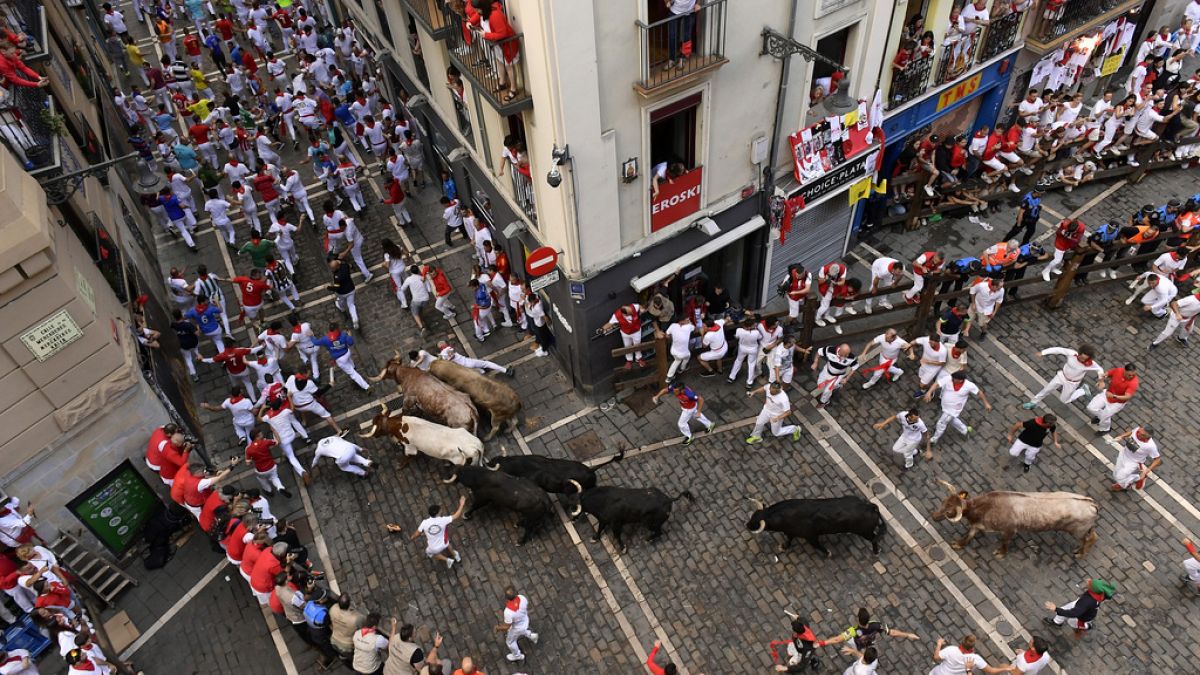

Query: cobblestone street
[102,7,1200,675]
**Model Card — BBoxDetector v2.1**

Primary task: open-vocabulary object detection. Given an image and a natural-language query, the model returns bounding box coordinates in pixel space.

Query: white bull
[360,404,484,466]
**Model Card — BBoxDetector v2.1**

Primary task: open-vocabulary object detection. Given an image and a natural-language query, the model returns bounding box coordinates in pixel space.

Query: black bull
[569,486,693,552]
[442,465,552,546]
[746,497,886,557]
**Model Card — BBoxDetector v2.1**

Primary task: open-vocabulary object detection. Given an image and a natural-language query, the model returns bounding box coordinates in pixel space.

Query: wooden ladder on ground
[49,533,139,605]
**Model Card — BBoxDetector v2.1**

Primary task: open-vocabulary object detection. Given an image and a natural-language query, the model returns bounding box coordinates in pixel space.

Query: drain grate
[623,386,659,417]
[566,429,605,461]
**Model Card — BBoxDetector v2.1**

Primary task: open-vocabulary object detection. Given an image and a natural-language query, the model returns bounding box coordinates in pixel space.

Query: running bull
[487,445,625,494]
[369,353,478,433]
[745,497,887,557]
[430,359,523,440]
[442,465,551,546]
[359,403,484,466]
[568,485,692,553]
[931,480,1098,558]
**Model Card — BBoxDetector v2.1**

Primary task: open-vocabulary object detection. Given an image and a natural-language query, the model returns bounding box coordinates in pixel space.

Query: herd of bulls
[361,353,1102,558]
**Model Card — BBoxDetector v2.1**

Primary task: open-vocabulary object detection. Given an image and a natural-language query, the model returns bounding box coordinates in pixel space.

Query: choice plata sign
[650,166,703,232]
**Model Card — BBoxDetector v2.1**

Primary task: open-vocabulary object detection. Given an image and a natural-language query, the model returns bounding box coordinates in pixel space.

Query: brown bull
[369,354,478,433]
[429,359,523,440]
[931,480,1099,558]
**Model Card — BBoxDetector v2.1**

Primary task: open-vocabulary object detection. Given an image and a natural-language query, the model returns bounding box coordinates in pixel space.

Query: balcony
[507,165,537,225]
[634,0,728,96]
[1025,0,1142,54]
[401,0,455,40]
[887,55,934,111]
[933,28,980,86]
[444,12,532,116]
[0,86,62,176]
[977,9,1025,61]
[0,0,48,62]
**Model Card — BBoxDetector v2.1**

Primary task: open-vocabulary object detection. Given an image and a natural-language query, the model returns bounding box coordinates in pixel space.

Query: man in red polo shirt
[188,114,218,166]
[145,422,178,475]
[1087,364,1139,433]
[231,269,272,332]
[245,429,292,497]
[251,165,282,222]
[202,340,261,400]
[157,430,191,487]
[175,459,235,520]
[198,486,232,536]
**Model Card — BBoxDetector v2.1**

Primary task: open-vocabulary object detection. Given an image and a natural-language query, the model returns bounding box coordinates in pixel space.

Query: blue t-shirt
[186,304,223,334]
[203,34,224,56]
[443,178,458,202]
[474,285,491,308]
[160,195,186,220]
[313,331,353,358]
[174,144,199,170]
[1020,193,1042,222]
[153,112,175,133]
[333,104,355,126]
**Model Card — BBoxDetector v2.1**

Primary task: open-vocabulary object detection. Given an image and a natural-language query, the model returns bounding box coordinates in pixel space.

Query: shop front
[881,52,1018,177]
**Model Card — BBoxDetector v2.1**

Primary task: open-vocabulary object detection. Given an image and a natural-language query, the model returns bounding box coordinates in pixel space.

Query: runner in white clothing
[204,191,236,245]
[311,433,372,477]
[1009,636,1051,674]
[1022,344,1104,409]
[908,334,949,395]
[437,343,511,376]
[661,317,695,380]
[727,318,763,388]
[1110,426,1162,491]
[925,371,992,443]
[285,372,340,434]
[497,587,539,662]
[745,382,800,443]
[401,496,466,569]
[697,317,728,376]
[200,387,257,444]
[860,329,910,389]
[863,257,905,313]
[260,400,311,480]
[874,409,930,469]
[288,317,320,379]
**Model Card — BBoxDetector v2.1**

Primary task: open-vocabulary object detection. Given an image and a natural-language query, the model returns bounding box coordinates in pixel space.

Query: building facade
[340,0,894,395]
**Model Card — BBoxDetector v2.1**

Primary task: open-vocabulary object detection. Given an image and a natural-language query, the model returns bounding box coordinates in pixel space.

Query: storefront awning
[630,215,766,293]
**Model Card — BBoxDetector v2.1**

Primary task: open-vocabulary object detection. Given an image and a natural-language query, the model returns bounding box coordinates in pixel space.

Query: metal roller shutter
[768,193,854,290]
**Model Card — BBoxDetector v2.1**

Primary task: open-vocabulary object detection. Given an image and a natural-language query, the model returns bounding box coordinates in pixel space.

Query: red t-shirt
[213,347,252,375]
[1105,368,1139,402]
[189,123,210,144]
[222,520,250,561]
[159,442,189,481]
[250,549,283,592]
[183,34,201,56]
[245,438,278,472]
[240,542,266,578]
[1054,221,1085,251]
[146,427,168,468]
[169,466,193,505]
[241,51,257,74]
[251,173,279,202]
[232,276,271,307]
[198,491,225,532]
[215,18,234,40]
[34,581,72,610]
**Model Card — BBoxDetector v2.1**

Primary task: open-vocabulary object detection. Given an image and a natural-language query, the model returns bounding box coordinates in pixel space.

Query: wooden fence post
[1043,253,1082,309]
[906,274,941,340]
[654,334,669,387]
[799,296,818,347]
[905,186,928,232]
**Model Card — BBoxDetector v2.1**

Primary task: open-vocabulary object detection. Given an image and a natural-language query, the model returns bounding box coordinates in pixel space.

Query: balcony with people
[1024,0,1144,53]
[444,0,532,115]
[634,0,728,96]
[0,0,48,62]
[0,37,58,175]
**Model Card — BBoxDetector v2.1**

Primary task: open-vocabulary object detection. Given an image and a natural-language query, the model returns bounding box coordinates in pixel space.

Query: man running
[745,382,801,445]
[651,380,715,446]
[925,371,992,444]
[1006,414,1060,473]
[860,328,909,390]
[1110,426,1162,491]
[908,332,948,398]
[811,343,858,407]
[1022,344,1104,409]
[1086,364,1138,434]
[402,496,466,569]
[873,409,930,469]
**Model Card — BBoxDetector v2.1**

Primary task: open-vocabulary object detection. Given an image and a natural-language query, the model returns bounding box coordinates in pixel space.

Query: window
[407,14,430,90]
[374,1,394,46]
[810,26,852,105]
[650,92,701,172]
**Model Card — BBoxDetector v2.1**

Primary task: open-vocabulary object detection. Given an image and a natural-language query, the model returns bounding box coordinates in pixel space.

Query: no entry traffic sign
[525,246,558,277]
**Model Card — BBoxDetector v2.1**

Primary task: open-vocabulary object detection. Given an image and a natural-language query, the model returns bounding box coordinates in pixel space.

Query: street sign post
[530,269,560,292]
[525,246,559,277]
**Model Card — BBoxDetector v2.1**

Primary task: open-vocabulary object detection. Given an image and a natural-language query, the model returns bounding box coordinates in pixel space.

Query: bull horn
[357,423,378,439]
[568,503,582,517]
[567,479,584,494]
[368,368,387,382]
[748,497,765,511]
[500,445,509,457]
[393,349,402,360]
[751,519,766,534]
[946,507,963,523]
[441,472,458,484]
[379,403,389,415]
[486,460,500,471]
[938,479,958,495]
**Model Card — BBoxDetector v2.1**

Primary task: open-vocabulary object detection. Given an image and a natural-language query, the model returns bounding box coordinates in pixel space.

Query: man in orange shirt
[1086,364,1138,434]
[453,656,484,675]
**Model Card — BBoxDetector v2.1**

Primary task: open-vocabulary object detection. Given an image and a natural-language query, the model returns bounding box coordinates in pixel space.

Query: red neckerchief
[1034,416,1050,426]
[267,328,279,336]
[1022,649,1041,663]
[505,597,521,612]
[1088,589,1105,602]
[230,395,244,404]
[951,347,965,358]
[929,342,943,352]
[196,302,209,312]
[707,324,722,333]
[327,330,341,341]
[1075,354,1093,366]
[72,658,97,671]
[952,381,965,391]
[360,627,376,636]
[292,324,303,334]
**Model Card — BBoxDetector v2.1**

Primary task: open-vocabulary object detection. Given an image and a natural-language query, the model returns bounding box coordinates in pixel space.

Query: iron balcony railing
[0,85,60,174]
[507,163,536,225]
[977,9,1025,61]
[1028,0,1125,42]
[934,28,980,86]
[402,0,455,40]
[887,55,935,110]
[445,12,532,115]
[635,0,728,93]
[0,0,48,62]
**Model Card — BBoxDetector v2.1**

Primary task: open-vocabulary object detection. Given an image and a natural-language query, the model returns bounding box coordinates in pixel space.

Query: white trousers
[1085,394,1125,432]
[232,419,255,444]
[350,238,371,278]
[892,436,920,461]
[335,290,359,325]
[344,184,365,211]
[506,625,533,658]
[667,353,690,379]
[435,294,456,318]
[931,411,967,442]
[231,371,257,401]
[816,289,835,321]
[1050,599,1090,629]
[751,409,795,438]
[278,435,307,477]
[1008,439,1042,464]
[1030,371,1086,405]
[1112,454,1143,489]
[728,347,758,384]
[677,407,712,439]
[392,202,413,224]
[458,356,506,374]
[334,450,372,476]
[335,352,370,390]
[1184,557,1200,584]
[181,347,198,376]
[1152,313,1196,344]
[213,216,236,244]
[863,356,903,386]
[254,465,286,492]
[918,364,943,387]
[620,331,643,361]
[474,306,496,340]
[815,367,846,404]
[904,273,926,301]
[298,345,320,379]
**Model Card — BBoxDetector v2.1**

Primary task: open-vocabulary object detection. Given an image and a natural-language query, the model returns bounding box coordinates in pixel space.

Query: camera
[546,168,562,188]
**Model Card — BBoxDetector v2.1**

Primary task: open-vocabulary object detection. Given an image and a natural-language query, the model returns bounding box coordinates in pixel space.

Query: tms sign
[650,166,703,232]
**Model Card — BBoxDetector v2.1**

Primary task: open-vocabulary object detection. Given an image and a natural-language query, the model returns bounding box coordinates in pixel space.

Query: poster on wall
[1027,13,1136,92]
[789,110,874,184]
[67,460,164,555]
[650,166,703,232]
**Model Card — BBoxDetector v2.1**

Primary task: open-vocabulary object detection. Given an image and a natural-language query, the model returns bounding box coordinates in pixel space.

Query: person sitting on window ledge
[651,161,685,198]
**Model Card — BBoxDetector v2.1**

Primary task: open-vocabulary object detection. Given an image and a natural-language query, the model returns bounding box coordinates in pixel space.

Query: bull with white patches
[931,480,1099,558]
[359,403,483,466]
[745,497,886,557]
[369,352,479,433]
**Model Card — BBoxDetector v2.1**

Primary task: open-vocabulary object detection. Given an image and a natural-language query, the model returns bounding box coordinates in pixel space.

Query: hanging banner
[848,177,873,205]
[650,167,703,232]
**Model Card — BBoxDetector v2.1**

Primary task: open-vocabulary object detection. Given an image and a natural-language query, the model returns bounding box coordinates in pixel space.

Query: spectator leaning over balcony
[960,0,991,34]
[0,43,47,90]
[470,0,522,102]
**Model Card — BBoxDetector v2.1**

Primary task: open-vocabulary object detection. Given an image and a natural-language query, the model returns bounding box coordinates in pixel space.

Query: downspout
[758,0,799,304]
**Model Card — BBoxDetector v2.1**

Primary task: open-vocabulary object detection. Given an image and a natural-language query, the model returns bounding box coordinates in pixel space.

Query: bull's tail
[671,490,694,503]
[593,445,626,470]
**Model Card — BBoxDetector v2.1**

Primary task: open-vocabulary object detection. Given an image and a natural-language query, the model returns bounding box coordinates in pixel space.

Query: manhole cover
[623,386,659,418]
[566,429,605,461]
[871,481,888,496]
[995,620,1013,636]
[929,545,945,562]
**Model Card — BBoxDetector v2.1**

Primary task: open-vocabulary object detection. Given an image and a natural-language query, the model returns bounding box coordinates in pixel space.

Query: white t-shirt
[735,327,761,353]
[936,373,980,416]
[1176,294,1200,318]
[844,658,879,675]
[915,337,948,366]
[873,334,910,361]
[286,376,318,406]
[1153,252,1187,275]
[897,412,928,443]
[503,595,530,631]
[701,322,727,352]
[665,323,694,358]
[1018,98,1043,120]
[929,646,989,675]
[668,0,697,15]
[960,3,989,32]
[763,390,791,417]
[402,274,431,303]
[871,257,900,282]
[1141,276,1177,310]
[222,396,256,426]
[418,516,453,551]
[1012,651,1052,674]
[970,281,1005,314]
[1119,429,1159,464]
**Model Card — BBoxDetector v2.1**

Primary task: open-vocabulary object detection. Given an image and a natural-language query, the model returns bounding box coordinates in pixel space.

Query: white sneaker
[535,348,547,357]
[1020,167,1034,175]
[1064,186,1073,192]
[863,305,873,314]
[453,550,461,562]
[862,380,876,390]
[968,215,980,224]
[1009,183,1021,192]
[826,315,837,324]
[834,325,843,335]
[814,319,826,327]
[924,185,935,197]
[843,307,857,315]
[445,558,455,569]
[529,632,539,644]
[506,654,525,662]
[1041,269,1052,282]
[879,300,893,310]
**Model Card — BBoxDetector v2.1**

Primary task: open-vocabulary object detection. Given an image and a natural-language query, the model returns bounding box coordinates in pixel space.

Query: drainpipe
[758,0,799,304]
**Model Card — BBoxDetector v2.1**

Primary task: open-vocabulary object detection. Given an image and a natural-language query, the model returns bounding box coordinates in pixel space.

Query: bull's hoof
[1073,550,1086,559]
[823,550,832,559]
[618,545,628,555]
[516,540,526,547]
[992,549,1008,559]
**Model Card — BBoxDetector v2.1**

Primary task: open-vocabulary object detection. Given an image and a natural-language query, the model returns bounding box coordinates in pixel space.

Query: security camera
[546,168,562,188]
[546,144,570,188]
